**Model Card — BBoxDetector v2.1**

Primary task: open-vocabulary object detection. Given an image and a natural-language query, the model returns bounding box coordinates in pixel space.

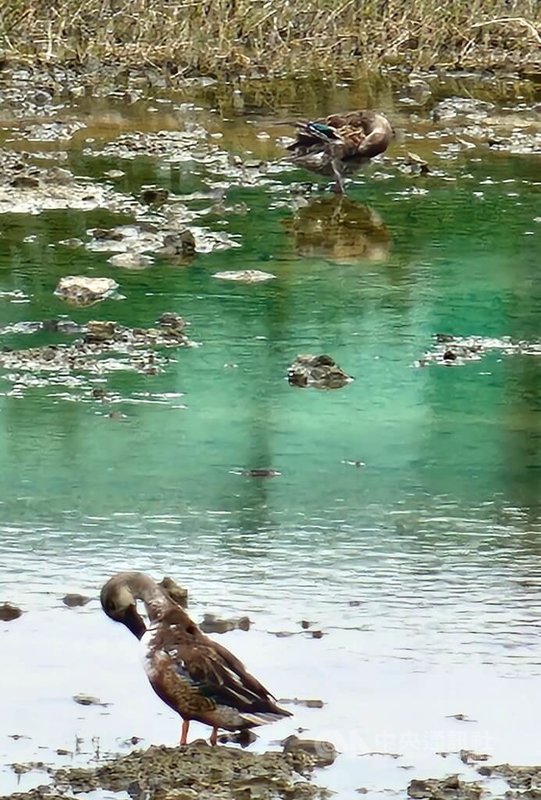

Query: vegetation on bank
[0,0,540,78]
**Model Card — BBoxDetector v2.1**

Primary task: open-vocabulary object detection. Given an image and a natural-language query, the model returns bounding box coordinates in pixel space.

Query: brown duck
[286,110,394,194]
[100,572,292,745]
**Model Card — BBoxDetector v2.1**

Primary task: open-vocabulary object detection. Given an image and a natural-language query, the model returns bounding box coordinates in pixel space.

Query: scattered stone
[212,270,276,283]
[279,698,325,709]
[477,766,491,777]
[108,253,153,269]
[445,713,475,722]
[10,175,40,189]
[310,630,324,639]
[400,152,430,176]
[199,613,251,634]
[480,763,541,790]
[243,468,281,478]
[0,319,77,336]
[300,620,310,629]
[288,354,353,389]
[122,736,143,747]
[217,729,258,748]
[156,312,188,334]
[140,187,169,205]
[159,577,188,608]
[73,694,109,707]
[54,276,119,307]
[416,334,541,368]
[0,314,192,397]
[48,167,73,185]
[11,764,35,775]
[56,749,70,756]
[459,750,490,764]
[62,594,91,607]
[408,775,482,800]
[282,736,338,768]
[91,228,125,241]
[158,229,196,257]
[0,151,144,216]
[432,98,495,122]
[0,602,23,621]
[104,170,125,179]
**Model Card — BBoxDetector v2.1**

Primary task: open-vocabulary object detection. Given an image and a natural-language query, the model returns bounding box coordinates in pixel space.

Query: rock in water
[54,276,119,306]
[288,354,353,389]
[0,602,23,621]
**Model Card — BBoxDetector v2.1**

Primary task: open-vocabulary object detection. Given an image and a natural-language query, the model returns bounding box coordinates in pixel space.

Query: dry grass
[0,0,539,77]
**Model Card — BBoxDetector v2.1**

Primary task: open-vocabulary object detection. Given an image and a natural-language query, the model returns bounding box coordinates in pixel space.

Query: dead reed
[0,0,539,76]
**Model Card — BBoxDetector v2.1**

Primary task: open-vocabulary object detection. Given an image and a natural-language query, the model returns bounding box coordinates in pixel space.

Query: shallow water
[1,83,541,798]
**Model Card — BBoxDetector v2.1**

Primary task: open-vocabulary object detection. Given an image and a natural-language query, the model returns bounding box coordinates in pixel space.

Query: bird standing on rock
[285,110,394,194]
[100,571,292,746]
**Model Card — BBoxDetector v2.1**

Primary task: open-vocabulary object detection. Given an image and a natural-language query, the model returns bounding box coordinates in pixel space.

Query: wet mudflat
[1,68,541,799]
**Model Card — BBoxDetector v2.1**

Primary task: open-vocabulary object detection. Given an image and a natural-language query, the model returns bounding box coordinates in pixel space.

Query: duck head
[100,575,147,639]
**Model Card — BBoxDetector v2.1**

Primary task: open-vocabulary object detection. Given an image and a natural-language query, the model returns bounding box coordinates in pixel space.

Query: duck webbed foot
[209,726,218,746]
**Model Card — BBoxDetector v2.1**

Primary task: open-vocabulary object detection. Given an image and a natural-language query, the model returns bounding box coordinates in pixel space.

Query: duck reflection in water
[284,195,390,264]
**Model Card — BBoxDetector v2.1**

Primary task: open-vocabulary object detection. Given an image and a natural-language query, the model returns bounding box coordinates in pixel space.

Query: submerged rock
[282,736,338,768]
[213,270,276,283]
[108,253,153,269]
[0,602,23,621]
[140,186,169,205]
[73,694,109,707]
[54,276,119,306]
[217,729,258,747]
[243,468,281,478]
[408,775,482,800]
[199,613,251,634]
[62,594,92,607]
[280,698,325,709]
[288,354,353,389]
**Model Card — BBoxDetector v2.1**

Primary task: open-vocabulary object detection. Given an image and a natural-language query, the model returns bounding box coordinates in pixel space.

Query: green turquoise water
[1,100,541,797]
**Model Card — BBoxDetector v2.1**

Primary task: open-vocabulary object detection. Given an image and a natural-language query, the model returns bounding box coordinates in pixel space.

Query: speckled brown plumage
[286,109,394,193]
[100,572,292,745]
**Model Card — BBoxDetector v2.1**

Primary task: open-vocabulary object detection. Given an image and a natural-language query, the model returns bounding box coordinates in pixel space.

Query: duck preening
[285,110,394,194]
[100,572,292,746]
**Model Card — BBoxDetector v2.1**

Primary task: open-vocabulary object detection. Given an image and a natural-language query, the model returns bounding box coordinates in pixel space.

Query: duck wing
[145,610,291,719]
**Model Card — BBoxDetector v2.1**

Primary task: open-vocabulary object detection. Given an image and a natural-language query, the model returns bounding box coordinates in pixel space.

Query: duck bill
[121,604,147,639]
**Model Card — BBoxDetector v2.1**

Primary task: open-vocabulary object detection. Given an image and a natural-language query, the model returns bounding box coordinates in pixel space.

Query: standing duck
[285,110,394,194]
[100,572,292,746]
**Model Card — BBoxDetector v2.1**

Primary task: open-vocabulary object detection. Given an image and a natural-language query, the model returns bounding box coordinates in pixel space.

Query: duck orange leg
[180,720,190,746]
[209,727,218,746]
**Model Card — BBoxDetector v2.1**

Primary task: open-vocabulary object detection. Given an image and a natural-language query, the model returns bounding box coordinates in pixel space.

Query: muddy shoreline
[6,743,541,800]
